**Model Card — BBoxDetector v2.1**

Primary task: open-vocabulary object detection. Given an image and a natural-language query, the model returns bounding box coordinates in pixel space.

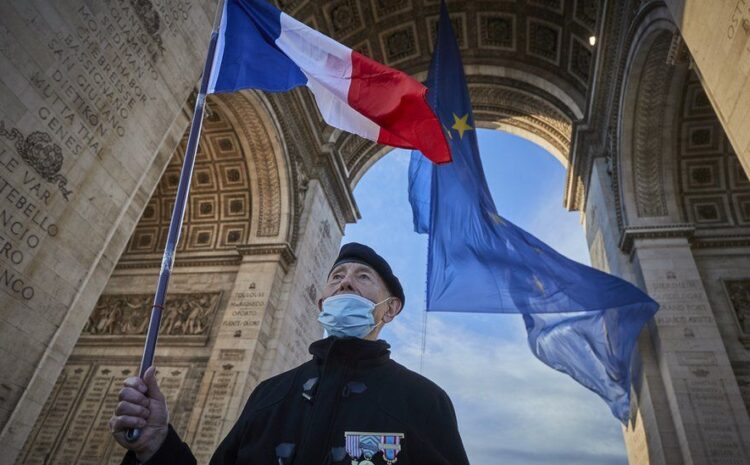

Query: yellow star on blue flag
[451,113,473,139]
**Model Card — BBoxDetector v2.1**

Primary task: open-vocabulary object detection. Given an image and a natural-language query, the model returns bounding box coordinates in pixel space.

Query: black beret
[330,242,405,305]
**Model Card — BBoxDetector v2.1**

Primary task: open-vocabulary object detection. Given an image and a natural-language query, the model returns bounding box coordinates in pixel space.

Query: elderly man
[111,242,469,465]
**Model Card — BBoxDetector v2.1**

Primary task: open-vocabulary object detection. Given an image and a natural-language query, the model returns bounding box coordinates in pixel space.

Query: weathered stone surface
[0,0,214,461]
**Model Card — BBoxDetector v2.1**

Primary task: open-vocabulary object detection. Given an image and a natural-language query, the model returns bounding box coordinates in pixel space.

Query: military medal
[379,434,404,465]
[345,431,405,464]
[358,434,379,465]
[346,432,362,465]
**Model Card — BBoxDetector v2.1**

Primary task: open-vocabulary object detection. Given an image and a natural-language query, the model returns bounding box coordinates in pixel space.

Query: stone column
[585,160,685,465]
[181,243,293,464]
[259,180,342,381]
[629,233,750,464]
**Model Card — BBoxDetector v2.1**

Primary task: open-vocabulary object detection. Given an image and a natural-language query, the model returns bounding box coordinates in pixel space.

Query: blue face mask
[318,294,392,339]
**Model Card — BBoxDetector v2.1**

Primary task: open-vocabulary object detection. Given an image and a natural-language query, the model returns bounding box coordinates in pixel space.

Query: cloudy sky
[342,129,628,465]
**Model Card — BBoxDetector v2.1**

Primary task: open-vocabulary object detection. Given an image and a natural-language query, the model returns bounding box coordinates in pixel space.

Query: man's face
[318,262,401,333]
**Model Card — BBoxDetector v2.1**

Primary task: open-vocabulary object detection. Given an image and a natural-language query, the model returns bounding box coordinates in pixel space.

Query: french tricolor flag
[207,0,451,164]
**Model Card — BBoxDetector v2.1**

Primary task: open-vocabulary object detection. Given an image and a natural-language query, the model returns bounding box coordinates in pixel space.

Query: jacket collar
[309,336,391,367]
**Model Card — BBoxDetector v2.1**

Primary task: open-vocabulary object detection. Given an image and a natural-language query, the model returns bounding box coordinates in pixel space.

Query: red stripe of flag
[347,51,451,164]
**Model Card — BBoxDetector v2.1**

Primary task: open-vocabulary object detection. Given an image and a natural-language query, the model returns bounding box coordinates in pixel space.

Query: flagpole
[126,0,224,443]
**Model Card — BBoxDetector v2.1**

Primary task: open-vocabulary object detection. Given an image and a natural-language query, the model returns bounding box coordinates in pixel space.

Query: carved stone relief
[574,0,598,29]
[569,36,593,86]
[0,121,73,200]
[371,0,413,21]
[527,19,561,65]
[724,280,750,348]
[426,13,467,51]
[478,13,515,51]
[324,0,365,40]
[379,22,420,65]
[82,292,221,339]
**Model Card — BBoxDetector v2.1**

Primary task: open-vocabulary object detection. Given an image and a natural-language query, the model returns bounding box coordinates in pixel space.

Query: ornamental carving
[340,132,377,171]
[128,0,165,58]
[632,32,672,217]
[381,23,419,64]
[123,98,252,256]
[724,280,750,344]
[570,36,593,86]
[479,14,515,50]
[325,0,364,38]
[574,0,598,29]
[0,121,73,200]
[223,93,283,237]
[83,292,221,336]
[528,20,561,64]
[277,0,304,12]
[471,84,572,155]
[372,0,412,20]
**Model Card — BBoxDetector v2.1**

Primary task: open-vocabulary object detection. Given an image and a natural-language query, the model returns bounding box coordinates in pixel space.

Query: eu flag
[408,0,659,422]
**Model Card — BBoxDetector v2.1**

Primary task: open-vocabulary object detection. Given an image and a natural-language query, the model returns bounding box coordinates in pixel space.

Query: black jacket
[124,337,470,465]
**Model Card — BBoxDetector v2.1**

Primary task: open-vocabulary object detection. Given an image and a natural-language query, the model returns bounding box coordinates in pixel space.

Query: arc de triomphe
[1,1,749,464]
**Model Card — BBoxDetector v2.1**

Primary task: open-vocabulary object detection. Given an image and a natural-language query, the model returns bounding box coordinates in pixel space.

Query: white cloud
[383,314,627,465]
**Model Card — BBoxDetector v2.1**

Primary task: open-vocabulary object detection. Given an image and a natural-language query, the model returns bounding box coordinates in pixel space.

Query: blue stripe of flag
[211,0,307,93]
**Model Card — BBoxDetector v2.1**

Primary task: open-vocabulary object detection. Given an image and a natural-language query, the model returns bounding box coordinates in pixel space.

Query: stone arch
[616,5,687,229]
[211,92,293,246]
[342,69,579,188]
[118,91,293,268]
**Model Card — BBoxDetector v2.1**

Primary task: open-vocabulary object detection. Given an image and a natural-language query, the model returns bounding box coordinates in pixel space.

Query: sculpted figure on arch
[110,242,470,465]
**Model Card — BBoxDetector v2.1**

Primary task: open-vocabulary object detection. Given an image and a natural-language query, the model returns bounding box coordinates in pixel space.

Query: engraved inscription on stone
[684,379,746,464]
[221,290,266,340]
[191,368,238,464]
[1,0,203,439]
[0,0,198,310]
[16,364,189,465]
[17,364,91,464]
[727,0,750,56]
[650,272,714,327]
